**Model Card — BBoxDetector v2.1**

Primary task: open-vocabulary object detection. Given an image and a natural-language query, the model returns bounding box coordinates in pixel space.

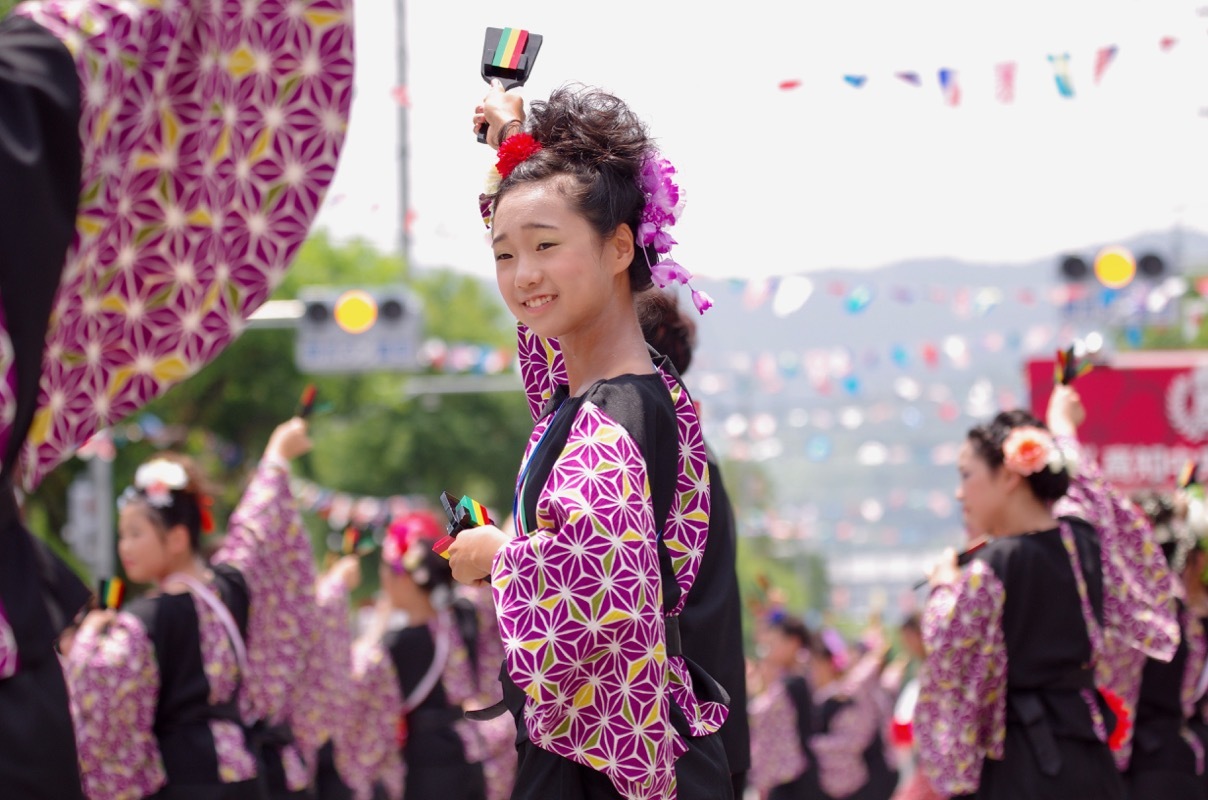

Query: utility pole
[396,0,412,268]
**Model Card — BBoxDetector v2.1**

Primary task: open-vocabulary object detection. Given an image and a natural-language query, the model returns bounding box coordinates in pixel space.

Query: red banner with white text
[1027,352,1208,491]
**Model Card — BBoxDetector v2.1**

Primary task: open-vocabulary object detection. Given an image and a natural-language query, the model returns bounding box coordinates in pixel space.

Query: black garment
[680,452,750,777]
[147,781,266,800]
[506,368,733,799]
[0,14,87,799]
[857,728,898,800]
[1193,615,1208,798]
[1124,599,1208,800]
[813,694,897,800]
[314,740,353,800]
[126,564,262,795]
[382,621,485,800]
[768,676,825,800]
[968,518,1125,800]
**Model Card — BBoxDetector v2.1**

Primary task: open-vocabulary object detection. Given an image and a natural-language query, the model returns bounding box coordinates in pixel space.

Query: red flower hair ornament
[1002,426,1078,478]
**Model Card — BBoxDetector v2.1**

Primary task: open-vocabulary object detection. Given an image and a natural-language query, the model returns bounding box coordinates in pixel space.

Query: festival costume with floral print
[338,602,490,800]
[915,428,1177,796]
[9,0,354,492]
[0,1,352,796]
[915,513,1137,798]
[748,673,821,798]
[1052,433,1180,769]
[1121,594,1208,793]
[67,461,323,799]
[490,325,727,800]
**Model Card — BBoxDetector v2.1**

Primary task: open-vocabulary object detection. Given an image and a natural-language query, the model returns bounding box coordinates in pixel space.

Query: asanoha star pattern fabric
[493,325,722,800]
[11,0,354,491]
[914,559,1007,797]
[1053,434,1179,769]
[67,460,308,798]
[812,687,877,799]
[67,594,257,799]
[747,677,809,792]
[214,462,321,790]
[342,639,405,800]
[294,572,355,785]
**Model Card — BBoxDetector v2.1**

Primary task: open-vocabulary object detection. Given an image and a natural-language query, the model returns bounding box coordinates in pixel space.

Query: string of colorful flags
[717,273,1189,318]
[291,476,440,536]
[779,34,1189,105]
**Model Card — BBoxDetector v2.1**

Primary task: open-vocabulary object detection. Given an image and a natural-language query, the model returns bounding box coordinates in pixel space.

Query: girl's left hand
[447,524,509,586]
[78,609,116,638]
[928,547,960,589]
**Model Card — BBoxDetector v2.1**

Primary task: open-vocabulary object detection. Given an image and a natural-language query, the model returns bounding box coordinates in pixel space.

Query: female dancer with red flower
[447,82,732,799]
[915,396,1176,799]
[66,417,329,800]
[336,511,495,800]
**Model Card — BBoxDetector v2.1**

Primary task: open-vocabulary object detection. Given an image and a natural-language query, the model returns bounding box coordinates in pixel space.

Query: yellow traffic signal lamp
[1093,246,1136,289]
[333,290,378,334]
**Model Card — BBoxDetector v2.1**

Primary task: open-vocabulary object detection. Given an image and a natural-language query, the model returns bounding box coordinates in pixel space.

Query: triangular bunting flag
[1094,45,1118,84]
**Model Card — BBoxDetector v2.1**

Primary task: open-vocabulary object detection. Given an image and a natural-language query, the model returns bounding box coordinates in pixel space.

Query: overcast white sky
[313,0,1208,281]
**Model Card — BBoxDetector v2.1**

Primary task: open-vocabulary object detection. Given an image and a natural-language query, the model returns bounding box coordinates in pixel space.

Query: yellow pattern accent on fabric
[228,47,256,77]
[303,10,344,27]
[599,609,632,626]
[573,683,594,709]
[27,408,51,446]
[153,356,192,383]
[213,126,231,162]
[249,129,271,162]
[161,109,181,149]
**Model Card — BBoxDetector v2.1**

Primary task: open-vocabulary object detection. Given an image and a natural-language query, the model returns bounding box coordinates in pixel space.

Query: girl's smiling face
[491,178,629,341]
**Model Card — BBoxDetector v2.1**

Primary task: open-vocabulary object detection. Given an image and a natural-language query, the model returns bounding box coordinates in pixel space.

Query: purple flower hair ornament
[637,150,713,314]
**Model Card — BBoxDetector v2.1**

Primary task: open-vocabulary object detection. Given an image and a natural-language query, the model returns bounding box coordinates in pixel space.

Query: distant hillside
[682,227,1208,616]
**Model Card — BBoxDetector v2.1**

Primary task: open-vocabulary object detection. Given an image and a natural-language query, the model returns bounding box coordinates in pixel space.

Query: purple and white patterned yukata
[339,606,488,800]
[489,325,726,800]
[10,0,354,492]
[747,676,810,794]
[1053,433,1180,770]
[914,431,1177,796]
[67,462,317,799]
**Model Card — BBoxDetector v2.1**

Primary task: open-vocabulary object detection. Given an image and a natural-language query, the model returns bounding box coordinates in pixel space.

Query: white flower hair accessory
[134,459,189,508]
[1046,440,1079,478]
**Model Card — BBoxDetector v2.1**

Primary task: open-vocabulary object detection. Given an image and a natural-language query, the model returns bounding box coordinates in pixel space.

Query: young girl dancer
[447,83,732,799]
[68,418,322,799]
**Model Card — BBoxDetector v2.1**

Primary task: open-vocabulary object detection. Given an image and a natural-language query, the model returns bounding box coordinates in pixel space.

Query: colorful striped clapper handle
[433,491,493,560]
[97,577,126,610]
[477,27,544,143]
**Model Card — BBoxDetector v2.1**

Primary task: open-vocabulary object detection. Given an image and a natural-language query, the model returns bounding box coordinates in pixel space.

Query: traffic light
[1058,249,1168,286]
[295,285,423,373]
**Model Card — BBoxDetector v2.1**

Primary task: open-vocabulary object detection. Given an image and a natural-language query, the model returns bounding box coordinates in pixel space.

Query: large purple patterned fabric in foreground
[494,325,724,800]
[11,0,354,490]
